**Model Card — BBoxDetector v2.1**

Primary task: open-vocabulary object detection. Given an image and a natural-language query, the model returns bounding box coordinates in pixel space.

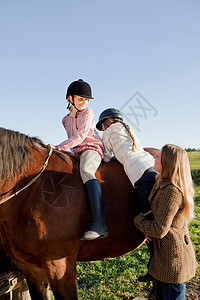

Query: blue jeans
[155,282,186,300]
[135,167,158,214]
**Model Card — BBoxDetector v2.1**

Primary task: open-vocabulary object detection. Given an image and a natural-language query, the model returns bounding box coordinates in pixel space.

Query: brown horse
[0,127,159,300]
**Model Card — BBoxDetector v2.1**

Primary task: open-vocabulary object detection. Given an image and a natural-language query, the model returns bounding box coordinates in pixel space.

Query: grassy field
[76,152,200,299]
[188,151,200,169]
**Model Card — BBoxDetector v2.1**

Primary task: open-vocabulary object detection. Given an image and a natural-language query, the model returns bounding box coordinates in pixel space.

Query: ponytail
[118,120,136,152]
[105,117,136,152]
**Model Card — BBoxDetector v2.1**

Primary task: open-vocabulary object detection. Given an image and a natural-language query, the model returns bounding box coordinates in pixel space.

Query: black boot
[81,179,108,240]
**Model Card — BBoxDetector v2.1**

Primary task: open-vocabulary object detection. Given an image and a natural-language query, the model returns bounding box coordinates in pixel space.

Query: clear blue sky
[1,0,200,149]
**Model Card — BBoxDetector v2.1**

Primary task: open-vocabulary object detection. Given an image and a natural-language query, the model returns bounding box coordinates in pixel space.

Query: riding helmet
[66,79,94,99]
[96,108,123,131]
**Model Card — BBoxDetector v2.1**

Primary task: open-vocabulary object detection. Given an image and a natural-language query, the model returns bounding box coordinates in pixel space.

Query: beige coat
[134,179,198,283]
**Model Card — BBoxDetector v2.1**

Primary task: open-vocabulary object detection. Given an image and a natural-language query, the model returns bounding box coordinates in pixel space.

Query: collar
[159,178,172,189]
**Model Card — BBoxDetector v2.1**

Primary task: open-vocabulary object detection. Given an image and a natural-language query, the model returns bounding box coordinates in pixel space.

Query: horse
[0,127,159,300]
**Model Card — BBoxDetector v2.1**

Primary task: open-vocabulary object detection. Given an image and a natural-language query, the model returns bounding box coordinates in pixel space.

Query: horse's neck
[0,147,48,197]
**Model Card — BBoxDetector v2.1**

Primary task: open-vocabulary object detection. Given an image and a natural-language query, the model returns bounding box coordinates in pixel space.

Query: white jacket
[102,122,154,185]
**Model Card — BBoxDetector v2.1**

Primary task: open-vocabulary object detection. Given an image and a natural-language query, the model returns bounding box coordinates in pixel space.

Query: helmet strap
[71,95,80,118]
[66,102,72,110]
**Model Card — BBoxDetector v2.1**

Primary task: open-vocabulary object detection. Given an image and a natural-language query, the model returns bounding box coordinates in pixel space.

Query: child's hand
[48,144,62,151]
[48,144,56,150]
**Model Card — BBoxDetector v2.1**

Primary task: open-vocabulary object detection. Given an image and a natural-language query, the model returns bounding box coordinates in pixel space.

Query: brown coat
[134,179,198,283]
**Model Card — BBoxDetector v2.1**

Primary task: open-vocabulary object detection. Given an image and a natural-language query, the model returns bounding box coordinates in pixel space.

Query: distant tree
[185,148,200,152]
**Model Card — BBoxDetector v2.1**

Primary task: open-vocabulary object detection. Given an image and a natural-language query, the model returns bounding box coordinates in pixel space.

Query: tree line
[185,148,200,152]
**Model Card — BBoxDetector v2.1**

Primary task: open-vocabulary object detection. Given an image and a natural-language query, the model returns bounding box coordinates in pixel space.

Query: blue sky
[1,0,200,149]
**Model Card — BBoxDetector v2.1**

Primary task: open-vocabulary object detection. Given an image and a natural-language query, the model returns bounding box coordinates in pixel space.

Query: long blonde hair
[156,144,195,223]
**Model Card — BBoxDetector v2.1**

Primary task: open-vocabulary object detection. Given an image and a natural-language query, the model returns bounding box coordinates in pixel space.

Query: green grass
[77,247,153,299]
[188,151,200,169]
[76,152,200,299]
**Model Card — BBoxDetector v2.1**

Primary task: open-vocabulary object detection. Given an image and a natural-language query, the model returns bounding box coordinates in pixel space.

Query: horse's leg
[19,263,52,300]
[44,257,78,300]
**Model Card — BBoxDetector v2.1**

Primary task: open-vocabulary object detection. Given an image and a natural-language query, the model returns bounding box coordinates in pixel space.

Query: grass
[188,151,200,169]
[76,152,200,299]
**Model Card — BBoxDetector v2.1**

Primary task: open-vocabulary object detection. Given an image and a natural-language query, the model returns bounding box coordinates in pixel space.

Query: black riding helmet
[66,79,93,117]
[66,79,94,100]
[96,108,123,131]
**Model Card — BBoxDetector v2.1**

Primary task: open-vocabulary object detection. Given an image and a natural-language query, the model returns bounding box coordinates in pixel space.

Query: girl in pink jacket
[50,79,108,240]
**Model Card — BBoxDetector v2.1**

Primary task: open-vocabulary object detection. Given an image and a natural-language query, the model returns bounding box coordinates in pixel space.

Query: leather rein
[0,147,53,205]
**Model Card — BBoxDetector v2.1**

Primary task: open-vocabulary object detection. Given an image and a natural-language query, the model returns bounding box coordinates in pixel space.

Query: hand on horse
[48,144,61,151]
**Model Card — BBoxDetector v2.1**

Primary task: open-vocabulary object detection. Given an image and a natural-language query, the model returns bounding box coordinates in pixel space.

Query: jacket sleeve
[56,109,94,150]
[102,131,113,162]
[134,186,183,238]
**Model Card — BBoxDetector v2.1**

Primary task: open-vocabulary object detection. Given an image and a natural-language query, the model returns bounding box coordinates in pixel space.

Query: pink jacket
[56,108,104,158]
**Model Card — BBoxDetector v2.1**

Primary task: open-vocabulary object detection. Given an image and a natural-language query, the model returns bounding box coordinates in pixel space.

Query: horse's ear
[144,147,160,156]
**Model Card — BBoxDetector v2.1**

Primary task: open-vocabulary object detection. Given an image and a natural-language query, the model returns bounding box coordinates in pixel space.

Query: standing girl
[134,144,198,300]
[49,79,108,240]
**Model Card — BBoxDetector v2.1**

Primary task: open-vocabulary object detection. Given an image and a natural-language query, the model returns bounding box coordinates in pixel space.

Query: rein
[0,147,53,205]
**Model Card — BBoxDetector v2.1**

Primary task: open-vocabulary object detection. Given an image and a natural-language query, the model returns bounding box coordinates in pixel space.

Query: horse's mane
[0,127,48,182]
[0,127,76,183]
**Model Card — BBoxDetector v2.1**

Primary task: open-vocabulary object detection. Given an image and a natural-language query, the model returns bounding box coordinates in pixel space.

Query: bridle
[0,147,53,205]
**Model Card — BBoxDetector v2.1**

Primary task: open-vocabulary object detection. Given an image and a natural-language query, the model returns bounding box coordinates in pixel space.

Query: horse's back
[1,152,145,264]
[77,159,145,261]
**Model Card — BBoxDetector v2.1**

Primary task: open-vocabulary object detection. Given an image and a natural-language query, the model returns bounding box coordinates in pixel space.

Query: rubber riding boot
[81,179,108,240]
